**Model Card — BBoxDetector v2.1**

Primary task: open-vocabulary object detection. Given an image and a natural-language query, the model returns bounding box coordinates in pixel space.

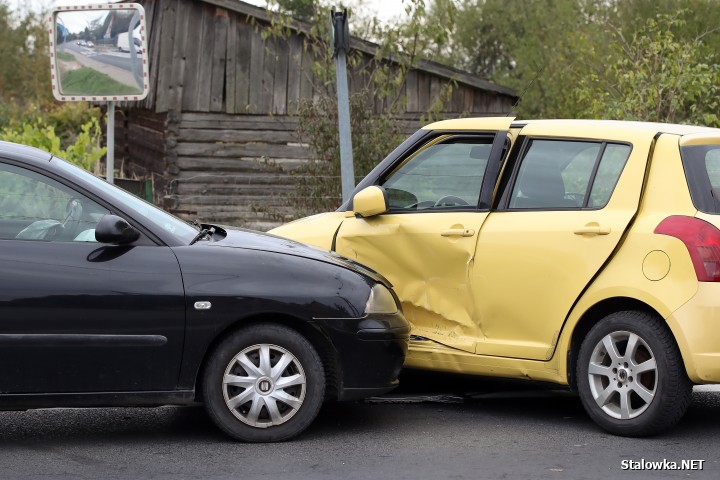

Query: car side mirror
[353,186,389,218]
[95,214,140,244]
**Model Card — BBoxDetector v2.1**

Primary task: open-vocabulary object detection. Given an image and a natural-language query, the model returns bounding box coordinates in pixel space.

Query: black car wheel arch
[195,314,342,404]
[202,323,326,442]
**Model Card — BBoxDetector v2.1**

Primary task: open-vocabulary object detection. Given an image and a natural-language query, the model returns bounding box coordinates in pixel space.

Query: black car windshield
[53,157,199,243]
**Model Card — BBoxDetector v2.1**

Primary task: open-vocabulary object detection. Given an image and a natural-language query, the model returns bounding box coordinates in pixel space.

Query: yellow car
[270,117,720,436]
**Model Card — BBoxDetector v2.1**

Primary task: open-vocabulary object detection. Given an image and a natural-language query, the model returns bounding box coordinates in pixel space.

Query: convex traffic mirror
[50,3,149,101]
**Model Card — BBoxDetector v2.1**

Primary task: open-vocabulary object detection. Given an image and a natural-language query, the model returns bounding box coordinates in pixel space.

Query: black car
[0,141,410,442]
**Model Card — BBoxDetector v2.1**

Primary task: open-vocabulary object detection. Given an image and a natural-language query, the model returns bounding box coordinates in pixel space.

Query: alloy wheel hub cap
[587,331,658,420]
[222,343,307,428]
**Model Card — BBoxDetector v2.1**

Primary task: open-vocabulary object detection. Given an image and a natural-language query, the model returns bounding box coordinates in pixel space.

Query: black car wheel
[576,311,692,437]
[203,323,325,442]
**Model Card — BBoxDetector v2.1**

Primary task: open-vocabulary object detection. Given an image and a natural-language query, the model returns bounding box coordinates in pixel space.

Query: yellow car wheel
[576,311,692,437]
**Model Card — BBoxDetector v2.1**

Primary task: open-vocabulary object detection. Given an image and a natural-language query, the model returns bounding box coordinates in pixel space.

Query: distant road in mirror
[64,42,134,72]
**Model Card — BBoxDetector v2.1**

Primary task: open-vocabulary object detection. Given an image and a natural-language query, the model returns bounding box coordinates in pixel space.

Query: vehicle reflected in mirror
[50,4,149,101]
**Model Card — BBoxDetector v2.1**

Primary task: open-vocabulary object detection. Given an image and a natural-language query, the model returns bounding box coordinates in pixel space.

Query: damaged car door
[334,127,510,353]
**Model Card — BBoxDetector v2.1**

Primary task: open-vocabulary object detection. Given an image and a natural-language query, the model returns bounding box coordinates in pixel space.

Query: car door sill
[0,334,168,347]
[0,390,196,410]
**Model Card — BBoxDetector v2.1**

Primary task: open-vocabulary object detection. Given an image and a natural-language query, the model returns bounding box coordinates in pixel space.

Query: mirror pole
[332,9,354,203]
[107,101,115,184]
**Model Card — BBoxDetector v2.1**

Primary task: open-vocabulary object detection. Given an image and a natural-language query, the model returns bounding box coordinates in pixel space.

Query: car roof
[0,140,53,166]
[424,117,720,139]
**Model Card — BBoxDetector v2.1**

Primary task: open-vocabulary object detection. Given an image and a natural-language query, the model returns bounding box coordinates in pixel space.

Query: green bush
[0,115,106,171]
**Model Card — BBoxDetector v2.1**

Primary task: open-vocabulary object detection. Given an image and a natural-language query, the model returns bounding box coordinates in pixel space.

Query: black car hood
[206,226,392,287]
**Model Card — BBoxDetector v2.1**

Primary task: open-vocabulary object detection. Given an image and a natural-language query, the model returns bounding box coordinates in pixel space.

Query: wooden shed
[114,0,518,230]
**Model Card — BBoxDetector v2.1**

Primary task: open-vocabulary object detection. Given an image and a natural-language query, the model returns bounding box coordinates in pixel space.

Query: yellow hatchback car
[270,117,720,436]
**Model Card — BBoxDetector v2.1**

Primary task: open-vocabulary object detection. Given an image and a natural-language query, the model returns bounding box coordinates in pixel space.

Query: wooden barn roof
[201,0,518,99]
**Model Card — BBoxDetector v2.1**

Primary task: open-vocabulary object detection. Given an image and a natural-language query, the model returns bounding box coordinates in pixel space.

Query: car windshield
[52,157,199,243]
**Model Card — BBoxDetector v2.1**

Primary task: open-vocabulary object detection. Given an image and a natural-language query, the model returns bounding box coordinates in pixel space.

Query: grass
[57,51,75,62]
[59,67,140,96]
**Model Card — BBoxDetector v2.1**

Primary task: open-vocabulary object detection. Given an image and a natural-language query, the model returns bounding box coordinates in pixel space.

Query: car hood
[207,225,392,287]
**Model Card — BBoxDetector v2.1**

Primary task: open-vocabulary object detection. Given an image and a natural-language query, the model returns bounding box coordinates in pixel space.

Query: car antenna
[505,64,546,116]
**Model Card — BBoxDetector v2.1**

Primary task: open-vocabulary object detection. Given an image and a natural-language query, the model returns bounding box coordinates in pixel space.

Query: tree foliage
[419,0,720,124]
[0,1,54,122]
[0,116,106,171]
[0,1,107,171]
[276,0,317,21]
[420,0,598,118]
[577,12,720,125]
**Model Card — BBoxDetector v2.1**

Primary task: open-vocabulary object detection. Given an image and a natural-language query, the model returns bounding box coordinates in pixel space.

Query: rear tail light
[655,216,720,282]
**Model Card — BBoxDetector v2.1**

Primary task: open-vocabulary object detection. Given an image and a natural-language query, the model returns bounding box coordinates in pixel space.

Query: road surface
[1,372,717,479]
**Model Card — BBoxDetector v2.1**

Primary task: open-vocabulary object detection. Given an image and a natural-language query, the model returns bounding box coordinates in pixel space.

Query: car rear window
[680,145,720,214]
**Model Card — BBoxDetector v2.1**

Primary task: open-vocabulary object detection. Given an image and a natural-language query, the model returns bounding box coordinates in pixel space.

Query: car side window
[509,139,630,210]
[381,137,493,211]
[589,144,632,207]
[704,149,720,190]
[0,163,109,242]
[680,145,720,214]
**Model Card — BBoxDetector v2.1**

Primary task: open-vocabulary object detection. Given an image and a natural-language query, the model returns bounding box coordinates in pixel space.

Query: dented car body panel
[270,118,720,387]
[336,210,489,353]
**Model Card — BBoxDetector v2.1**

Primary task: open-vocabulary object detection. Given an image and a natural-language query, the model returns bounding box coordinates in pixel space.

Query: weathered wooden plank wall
[139,0,515,116]
[116,0,516,230]
[163,113,306,230]
[113,109,168,206]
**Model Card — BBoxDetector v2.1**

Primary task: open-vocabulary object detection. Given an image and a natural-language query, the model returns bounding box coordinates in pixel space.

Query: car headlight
[365,284,398,315]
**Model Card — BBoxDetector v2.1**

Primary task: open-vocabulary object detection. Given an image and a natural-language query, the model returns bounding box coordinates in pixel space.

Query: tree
[419,0,603,118]
[576,12,720,126]
[276,0,317,21]
[0,1,54,122]
[418,0,720,122]
[0,1,106,171]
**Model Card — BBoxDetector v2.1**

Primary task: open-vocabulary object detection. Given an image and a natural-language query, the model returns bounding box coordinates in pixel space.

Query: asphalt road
[63,42,135,71]
[0,372,718,480]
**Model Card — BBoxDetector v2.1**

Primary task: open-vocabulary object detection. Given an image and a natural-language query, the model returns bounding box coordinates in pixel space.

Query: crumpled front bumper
[317,312,410,401]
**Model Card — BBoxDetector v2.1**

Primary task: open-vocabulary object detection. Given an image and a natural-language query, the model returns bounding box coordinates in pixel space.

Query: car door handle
[441,228,475,237]
[574,225,611,235]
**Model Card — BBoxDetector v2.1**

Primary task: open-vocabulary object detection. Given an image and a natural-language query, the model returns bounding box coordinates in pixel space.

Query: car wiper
[189,226,215,245]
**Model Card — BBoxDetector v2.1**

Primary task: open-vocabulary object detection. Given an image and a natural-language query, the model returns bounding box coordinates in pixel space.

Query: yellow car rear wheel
[576,310,692,437]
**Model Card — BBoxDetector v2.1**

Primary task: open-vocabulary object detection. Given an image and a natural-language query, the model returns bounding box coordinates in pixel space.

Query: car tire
[576,310,692,437]
[202,323,325,442]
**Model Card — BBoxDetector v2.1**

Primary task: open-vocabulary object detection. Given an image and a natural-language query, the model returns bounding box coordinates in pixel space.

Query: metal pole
[107,101,115,184]
[335,38,354,202]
